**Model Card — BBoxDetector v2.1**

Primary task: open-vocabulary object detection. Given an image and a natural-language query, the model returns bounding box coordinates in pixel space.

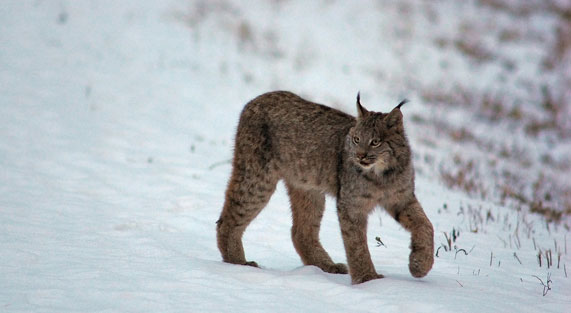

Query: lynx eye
[353,136,360,144]
[370,139,381,147]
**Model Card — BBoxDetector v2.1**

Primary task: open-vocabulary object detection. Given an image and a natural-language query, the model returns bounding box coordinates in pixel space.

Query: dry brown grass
[440,155,487,200]
[421,83,569,139]
[454,39,494,63]
[416,109,570,223]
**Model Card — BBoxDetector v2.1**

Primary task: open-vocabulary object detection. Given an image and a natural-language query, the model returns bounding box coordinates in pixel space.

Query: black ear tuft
[385,100,407,129]
[356,91,369,118]
[396,99,409,110]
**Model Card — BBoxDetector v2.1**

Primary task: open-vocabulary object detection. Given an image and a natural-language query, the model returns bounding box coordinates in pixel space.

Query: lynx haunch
[216,91,434,284]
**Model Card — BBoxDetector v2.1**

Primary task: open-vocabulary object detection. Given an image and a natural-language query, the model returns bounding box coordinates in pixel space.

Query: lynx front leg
[337,201,383,284]
[390,196,434,278]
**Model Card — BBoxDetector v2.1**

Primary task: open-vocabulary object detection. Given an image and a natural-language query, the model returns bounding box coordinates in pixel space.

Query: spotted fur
[216,91,434,284]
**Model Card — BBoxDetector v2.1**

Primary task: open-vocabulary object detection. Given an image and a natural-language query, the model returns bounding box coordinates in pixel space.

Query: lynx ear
[395,99,409,110]
[356,92,369,118]
[385,99,409,128]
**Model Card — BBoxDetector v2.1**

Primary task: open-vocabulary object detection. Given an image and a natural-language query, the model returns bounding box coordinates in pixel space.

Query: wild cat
[216,91,434,284]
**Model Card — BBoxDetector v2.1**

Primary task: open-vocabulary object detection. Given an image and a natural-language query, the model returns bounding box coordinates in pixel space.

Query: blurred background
[1,0,569,222]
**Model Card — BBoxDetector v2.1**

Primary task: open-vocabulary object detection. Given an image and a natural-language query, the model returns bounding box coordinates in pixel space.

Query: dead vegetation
[420,84,569,139]
[440,155,487,200]
[532,273,553,296]
[437,150,570,223]
[168,0,285,61]
[429,198,567,297]
[417,81,570,223]
[391,0,570,297]
[435,227,471,259]
[478,0,571,19]
[454,38,494,63]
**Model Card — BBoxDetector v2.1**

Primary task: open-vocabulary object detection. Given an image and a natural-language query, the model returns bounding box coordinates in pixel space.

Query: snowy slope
[1,1,569,312]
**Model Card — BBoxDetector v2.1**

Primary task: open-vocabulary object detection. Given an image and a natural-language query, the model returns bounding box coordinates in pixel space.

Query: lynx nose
[356,152,367,160]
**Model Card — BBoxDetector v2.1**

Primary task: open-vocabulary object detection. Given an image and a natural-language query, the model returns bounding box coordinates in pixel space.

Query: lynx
[216,91,434,284]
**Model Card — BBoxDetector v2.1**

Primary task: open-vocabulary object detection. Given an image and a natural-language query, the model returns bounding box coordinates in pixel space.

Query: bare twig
[546,250,553,269]
[436,245,443,257]
[497,235,508,248]
[490,251,493,267]
[532,273,552,296]
[456,280,463,287]
[455,248,468,259]
[513,252,522,265]
[375,236,385,247]
[514,220,521,250]
[443,231,452,250]
[208,159,231,170]
[452,228,459,242]
[514,231,521,250]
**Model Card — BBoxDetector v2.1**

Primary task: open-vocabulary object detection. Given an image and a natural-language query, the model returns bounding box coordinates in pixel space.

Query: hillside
[1,1,569,312]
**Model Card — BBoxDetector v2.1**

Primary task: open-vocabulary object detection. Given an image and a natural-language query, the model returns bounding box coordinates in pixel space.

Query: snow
[1,0,569,312]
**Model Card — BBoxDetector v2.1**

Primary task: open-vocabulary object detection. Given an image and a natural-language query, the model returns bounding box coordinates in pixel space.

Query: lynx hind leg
[217,164,278,267]
[216,116,279,267]
[391,197,434,278]
[286,183,348,274]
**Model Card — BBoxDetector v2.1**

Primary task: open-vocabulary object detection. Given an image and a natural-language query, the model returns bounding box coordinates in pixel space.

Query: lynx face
[349,98,411,176]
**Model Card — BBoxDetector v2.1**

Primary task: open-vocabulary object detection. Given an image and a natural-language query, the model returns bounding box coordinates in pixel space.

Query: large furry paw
[321,263,348,274]
[409,248,433,278]
[351,272,384,284]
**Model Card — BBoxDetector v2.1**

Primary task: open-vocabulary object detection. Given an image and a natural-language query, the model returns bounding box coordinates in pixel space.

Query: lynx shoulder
[216,91,434,284]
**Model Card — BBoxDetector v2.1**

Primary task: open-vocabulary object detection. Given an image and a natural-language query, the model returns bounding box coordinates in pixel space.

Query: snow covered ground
[1,0,569,312]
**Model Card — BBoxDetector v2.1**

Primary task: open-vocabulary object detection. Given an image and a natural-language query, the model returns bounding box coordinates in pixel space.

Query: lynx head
[348,93,411,175]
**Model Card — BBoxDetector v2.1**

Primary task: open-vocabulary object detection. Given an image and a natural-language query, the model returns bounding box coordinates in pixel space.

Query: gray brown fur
[216,91,434,284]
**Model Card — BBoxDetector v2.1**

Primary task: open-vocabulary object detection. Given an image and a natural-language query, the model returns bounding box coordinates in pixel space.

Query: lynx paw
[322,263,348,274]
[223,259,259,268]
[351,272,384,284]
[409,248,433,278]
[244,261,259,267]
